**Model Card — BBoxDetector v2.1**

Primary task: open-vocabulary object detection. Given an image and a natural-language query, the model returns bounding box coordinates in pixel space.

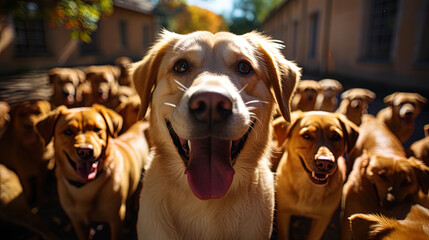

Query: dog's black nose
[189,92,232,123]
[77,145,94,159]
[315,158,335,172]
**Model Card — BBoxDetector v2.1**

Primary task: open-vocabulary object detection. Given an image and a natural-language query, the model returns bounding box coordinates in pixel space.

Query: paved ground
[0,71,428,240]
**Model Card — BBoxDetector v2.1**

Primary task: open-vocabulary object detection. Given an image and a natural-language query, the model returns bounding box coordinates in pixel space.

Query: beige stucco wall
[0,7,156,75]
[263,0,429,89]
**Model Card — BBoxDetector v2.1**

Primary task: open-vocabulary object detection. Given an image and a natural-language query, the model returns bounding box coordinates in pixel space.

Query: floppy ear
[35,105,67,146]
[272,111,301,147]
[74,68,86,84]
[409,157,429,194]
[383,92,398,106]
[415,93,427,106]
[92,104,123,137]
[349,213,395,240]
[243,32,300,122]
[364,89,376,102]
[337,113,360,153]
[132,30,179,120]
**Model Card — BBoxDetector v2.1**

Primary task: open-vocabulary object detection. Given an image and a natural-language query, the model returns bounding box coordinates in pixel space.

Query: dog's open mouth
[299,156,332,185]
[64,151,100,182]
[166,120,254,200]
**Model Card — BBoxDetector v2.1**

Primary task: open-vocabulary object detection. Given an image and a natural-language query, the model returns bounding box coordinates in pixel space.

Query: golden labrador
[315,78,343,112]
[35,104,149,240]
[342,115,429,240]
[0,100,54,205]
[131,30,300,239]
[273,111,359,240]
[335,88,376,126]
[407,124,429,165]
[291,80,322,112]
[376,92,427,143]
[349,204,429,240]
[48,67,86,107]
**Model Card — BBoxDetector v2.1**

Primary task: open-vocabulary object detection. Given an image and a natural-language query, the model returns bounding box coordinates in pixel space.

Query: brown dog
[131,30,300,239]
[291,80,322,112]
[342,115,429,240]
[0,163,60,240]
[115,56,133,87]
[115,95,142,135]
[35,104,149,240]
[335,88,376,126]
[376,92,427,143]
[407,124,429,165]
[315,78,343,112]
[48,67,86,107]
[85,65,123,109]
[274,111,359,240]
[0,100,54,205]
[349,204,429,240]
[0,101,10,138]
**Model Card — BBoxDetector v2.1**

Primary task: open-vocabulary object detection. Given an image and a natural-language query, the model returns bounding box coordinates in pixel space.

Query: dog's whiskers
[175,80,188,92]
[249,114,263,129]
[164,103,176,108]
[245,100,269,105]
[238,84,248,94]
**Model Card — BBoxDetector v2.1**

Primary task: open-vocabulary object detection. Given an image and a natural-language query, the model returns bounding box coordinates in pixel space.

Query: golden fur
[291,80,322,112]
[342,115,429,240]
[407,124,429,165]
[35,104,149,240]
[376,92,427,143]
[315,78,343,112]
[131,30,300,239]
[335,88,375,126]
[0,100,54,204]
[349,205,429,240]
[48,67,86,107]
[274,111,359,240]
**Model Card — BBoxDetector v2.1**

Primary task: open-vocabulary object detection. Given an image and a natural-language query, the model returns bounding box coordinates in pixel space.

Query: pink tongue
[185,137,235,200]
[76,161,99,181]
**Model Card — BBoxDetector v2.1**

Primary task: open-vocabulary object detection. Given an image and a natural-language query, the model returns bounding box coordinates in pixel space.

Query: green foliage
[0,0,113,43]
[51,0,113,43]
[228,0,284,34]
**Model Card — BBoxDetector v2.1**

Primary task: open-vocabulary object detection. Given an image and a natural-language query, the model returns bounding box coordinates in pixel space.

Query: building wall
[0,7,156,75]
[263,0,429,89]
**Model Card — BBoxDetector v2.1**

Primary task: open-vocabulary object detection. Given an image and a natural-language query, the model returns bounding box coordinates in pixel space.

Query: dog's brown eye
[302,133,312,140]
[64,129,73,136]
[238,61,252,74]
[94,127,102,133]
[331,133,342,141]
[174,59,189,73]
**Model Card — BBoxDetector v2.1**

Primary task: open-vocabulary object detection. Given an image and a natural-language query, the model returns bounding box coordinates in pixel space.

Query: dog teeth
[312,171,328,181]
[187,140,191,151]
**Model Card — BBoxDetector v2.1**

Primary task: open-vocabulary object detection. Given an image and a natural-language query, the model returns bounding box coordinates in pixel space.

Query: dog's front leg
[109,216,124,240]
[276,212,291,240]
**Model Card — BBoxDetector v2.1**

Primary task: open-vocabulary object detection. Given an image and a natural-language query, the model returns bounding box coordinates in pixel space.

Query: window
[366,0,399,60]
[14,19,47,56]
[119,21,128,49]
[308,13,319,59]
